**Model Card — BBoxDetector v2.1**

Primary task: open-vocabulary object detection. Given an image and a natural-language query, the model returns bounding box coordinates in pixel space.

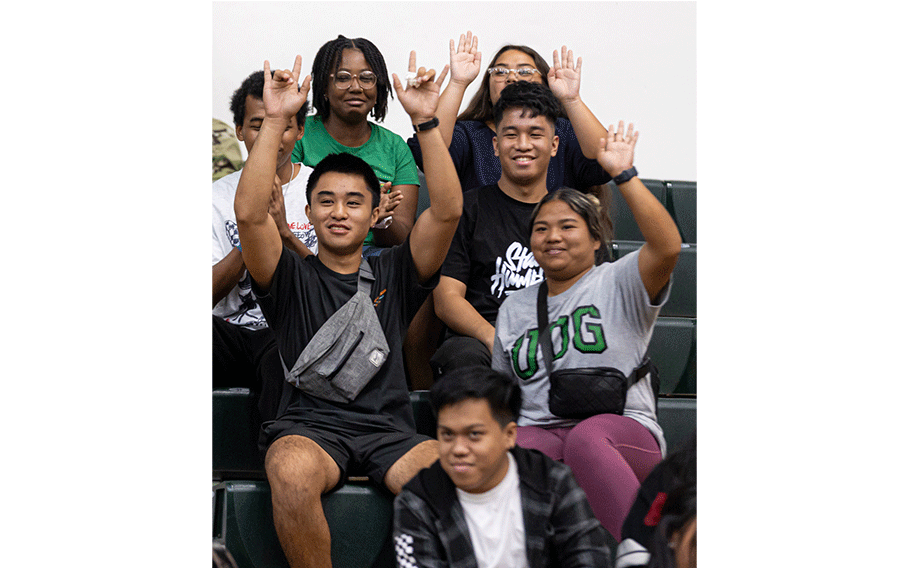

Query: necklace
[283,162,297,193]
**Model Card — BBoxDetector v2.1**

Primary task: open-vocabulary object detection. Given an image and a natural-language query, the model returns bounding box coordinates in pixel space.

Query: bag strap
[536,279,653,391]
[357,258,375,298]
[536,281,555,378]
[633,357,656,389]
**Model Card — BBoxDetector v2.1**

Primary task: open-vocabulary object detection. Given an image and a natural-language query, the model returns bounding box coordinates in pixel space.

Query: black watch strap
[412,117,440,132]
[612,166,638,185]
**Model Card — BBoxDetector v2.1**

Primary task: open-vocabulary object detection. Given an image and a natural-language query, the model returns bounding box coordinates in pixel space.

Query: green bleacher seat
[608,179,667,241]
[656,397,697,454]
[610,241,696,318]
[610,239,640,259]
[663,244,696,318]
[213,480,395,568]
[648,317,697,395]
[213,388,265,480]
[666,180,696,244]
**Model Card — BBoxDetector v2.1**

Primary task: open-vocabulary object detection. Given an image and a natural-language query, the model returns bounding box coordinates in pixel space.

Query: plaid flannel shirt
[393,447,611,568]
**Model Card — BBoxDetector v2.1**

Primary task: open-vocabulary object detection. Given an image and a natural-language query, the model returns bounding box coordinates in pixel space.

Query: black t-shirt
[254,240,438,432]
[441,183,545,325]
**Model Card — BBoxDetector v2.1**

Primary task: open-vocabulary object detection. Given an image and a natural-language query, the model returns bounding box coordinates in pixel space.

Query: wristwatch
[373,215,394,229]
[612,166,638,185]
[412,117,439,132]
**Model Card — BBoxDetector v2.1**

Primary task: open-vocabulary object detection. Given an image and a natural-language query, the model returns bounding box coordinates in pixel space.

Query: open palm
[547,46,581,103]
[449,32,481,86]
[596,121,638,175]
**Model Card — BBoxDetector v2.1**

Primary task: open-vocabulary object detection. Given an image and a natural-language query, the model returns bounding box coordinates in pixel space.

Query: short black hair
[492,80,562,130]
[229,69,309,128]
[306,153,381,209]
[310,35,392,122]
[429,367,522,428]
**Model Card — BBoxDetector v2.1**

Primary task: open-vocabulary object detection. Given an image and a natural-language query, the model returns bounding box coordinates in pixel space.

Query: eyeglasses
[331,71,377,89]
[487,67,540,81]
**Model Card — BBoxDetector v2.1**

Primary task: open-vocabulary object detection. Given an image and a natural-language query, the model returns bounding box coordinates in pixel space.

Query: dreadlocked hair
[310,35,392,122]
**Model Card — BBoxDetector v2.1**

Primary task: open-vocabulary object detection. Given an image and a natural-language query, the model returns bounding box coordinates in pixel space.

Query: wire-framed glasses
[331,71,377,89]
[487,67,540,81]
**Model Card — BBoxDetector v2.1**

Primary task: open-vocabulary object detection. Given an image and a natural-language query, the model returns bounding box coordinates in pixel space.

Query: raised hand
[392,51,449,123]
[596,121,639,177]
[547,45,582,104]
[262,56,312,121]
[449,31,481,87]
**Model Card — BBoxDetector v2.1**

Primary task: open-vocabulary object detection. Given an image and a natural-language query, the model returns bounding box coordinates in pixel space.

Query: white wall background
[213,1,696,181]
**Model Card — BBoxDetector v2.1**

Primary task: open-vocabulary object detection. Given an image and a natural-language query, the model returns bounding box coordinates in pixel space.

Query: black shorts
[262,415,432,491]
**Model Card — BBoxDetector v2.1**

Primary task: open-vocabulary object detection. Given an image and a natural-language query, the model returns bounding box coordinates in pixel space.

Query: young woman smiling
[491,122,682,540]
[292,36,420,253]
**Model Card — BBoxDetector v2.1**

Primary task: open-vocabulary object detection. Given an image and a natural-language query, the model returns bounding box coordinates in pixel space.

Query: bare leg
[383,439,439,495]
[265,435,342,568]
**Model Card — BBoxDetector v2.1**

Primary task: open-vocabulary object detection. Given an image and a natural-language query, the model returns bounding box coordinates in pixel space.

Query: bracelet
[412,117,439,132]
[612,166,638,185]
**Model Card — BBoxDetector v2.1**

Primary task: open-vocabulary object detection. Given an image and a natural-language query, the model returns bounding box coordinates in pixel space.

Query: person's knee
[430,336,491,376]
[384,439,439,494]
[265,436,339,500]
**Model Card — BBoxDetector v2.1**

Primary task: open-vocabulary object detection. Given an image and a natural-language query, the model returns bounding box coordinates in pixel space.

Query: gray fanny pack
[281,259,390,403]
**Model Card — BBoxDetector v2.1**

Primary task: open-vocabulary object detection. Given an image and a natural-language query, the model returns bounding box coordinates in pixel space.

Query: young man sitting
[212,68,316,419]
[233,54,460,568]
[431,80,564,375]
[393,366,609,568]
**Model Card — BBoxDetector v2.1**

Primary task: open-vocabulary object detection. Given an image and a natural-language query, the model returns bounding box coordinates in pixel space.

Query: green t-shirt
[292,116,419,247]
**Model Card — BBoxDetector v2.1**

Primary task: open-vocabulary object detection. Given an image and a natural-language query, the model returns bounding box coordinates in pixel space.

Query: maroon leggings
[517,414,662,540]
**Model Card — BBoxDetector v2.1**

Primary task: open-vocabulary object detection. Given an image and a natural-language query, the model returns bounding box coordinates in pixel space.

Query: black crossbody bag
[536,281,658,419]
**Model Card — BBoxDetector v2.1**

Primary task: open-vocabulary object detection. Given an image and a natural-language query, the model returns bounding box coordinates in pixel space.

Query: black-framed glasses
[331,71,377,89]
[487,67,540,81]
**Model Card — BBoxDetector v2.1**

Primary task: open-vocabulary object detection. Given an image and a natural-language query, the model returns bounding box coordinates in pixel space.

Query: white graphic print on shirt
[491,241,544,298]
